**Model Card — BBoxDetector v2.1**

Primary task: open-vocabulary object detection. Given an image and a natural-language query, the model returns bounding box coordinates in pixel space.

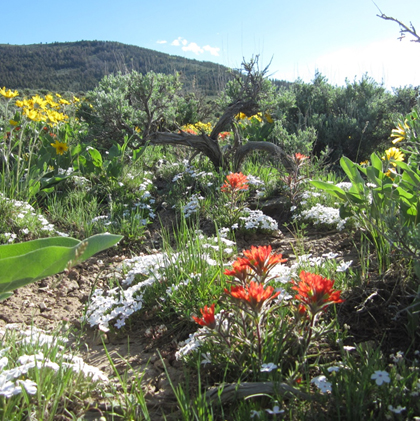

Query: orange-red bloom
[221,172,249,193]
[295,153,309,162]
[291,271,344,315]
[242,245,287,278]
[218,131,231,140]
[224,257,251,284]
[224,281,280,312]
[192,304,216,329]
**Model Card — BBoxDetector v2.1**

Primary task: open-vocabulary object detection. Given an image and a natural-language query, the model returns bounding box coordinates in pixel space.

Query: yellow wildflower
[55,93,62,98]
[9,120,19,126]
[382,147,404,167]
[24,108,42,121]
[359,160,369,166]
[391,120,409,144]
[47,110,68,124]
[235,112,247,120]
[385,168,397,180]
[248,113,262,122]
[51,140,68,155]
[194,121,212,133]
[30,95,48,110]
[45,94,59,108]
[134,126,141,133]
[59,98,70,105]
[73,96,80,102]
[264,113,274,123]
[0,87,19,99]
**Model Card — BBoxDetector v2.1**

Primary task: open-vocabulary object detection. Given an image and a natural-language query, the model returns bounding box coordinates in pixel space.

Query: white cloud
[274,37,420,89]
[182,42,204,55]
[171,37,182,46]
[156,40,167,44]
[203,45,220,57]
[170,37,221,57]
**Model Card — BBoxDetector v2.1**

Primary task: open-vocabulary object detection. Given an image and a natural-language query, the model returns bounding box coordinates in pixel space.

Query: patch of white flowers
[294,203,348,231]
[172,160,214,183]
[0,325,108,398]
[84,229,236,331]
[237,208,279,232]
[0,193,66,243]
[89,176,156,227]
[182,194,204,218]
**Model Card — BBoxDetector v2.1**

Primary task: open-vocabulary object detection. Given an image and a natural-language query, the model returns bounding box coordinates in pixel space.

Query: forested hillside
[0,40,233,94]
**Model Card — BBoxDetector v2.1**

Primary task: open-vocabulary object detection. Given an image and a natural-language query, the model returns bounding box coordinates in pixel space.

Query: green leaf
[339,205,354,219]
[370,153,383,172]
[133,144,148,162]
[0,234,122,294]
[340,156,365,195]
[310,181,347,201]
[0,292,13,302]
[71,143,83,156]
[88,147,103,168]
[108,144,122,160]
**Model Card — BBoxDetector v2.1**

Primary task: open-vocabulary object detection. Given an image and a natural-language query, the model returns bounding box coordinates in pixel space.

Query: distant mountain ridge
[0,40,233,94]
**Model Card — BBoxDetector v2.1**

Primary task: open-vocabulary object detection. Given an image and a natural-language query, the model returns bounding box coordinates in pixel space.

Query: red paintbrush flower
[224,281,280,313]
[242,245,287,278]
[291,271,344,315]
[221,172,249,193]
[218,131,231,140]
[192,304,216,329]
[295,153,309,162]
[224,257,251,284]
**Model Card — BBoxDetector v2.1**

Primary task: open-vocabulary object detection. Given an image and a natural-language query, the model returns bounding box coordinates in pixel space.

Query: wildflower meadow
[0,59,420,420]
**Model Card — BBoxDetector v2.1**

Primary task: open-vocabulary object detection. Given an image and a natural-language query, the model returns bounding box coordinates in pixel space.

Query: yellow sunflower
[0,87,19,99]
[382,147,404,167]
[391,120,409,144]
[51,140,69,155]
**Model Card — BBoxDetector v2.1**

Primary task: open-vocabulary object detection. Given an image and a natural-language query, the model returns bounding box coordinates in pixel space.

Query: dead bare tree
[374,2,420,43]
[143,57,295,172]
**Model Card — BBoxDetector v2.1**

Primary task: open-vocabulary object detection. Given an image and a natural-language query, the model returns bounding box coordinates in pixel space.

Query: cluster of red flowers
[192,245,287,326]
[192,304,216,329]
[221,172,249,194]
[192,244,344,328]
[224,245,287,282]
[225,281,280,313]
[218,131,231,140]
[292,271,343,315]
[294,153,309,162]
[179,128,197,135]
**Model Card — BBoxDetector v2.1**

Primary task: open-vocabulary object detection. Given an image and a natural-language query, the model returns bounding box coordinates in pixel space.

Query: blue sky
[2,0,420,89]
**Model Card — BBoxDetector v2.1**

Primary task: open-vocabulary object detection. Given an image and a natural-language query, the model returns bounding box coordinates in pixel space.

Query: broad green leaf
[345,192,366,205]
[0,292,13,302]
[71,143,82,156]
[0,237,79,259]
[310,181,347,201]
[88,147,103,168]
[340,157,365,195]
[0,234,122,293]
[370,153,383,172]
[108,144,122,160]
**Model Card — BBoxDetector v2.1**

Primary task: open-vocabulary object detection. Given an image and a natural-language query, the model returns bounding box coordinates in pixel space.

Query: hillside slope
[0,40,232,94]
